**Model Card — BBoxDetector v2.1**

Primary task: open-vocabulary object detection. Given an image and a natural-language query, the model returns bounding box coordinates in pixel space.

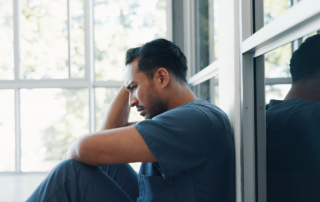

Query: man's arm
[66,126,156,166]
[99,85,134,130]
[65,85,155,165]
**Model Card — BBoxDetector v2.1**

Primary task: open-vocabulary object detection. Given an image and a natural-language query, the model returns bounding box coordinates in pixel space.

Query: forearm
[99,85,131,130]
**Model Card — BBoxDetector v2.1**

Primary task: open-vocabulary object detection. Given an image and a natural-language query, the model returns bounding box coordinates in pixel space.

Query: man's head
[290,34,320,84]
[124,39,188,119]
[138,39,188,83]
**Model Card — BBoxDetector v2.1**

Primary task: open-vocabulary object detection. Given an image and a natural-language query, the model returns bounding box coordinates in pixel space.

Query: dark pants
[26,159,139,202]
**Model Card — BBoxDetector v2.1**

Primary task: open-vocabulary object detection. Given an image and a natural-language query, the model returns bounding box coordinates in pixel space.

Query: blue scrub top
[267,99,320,202]
[134,100,235,202]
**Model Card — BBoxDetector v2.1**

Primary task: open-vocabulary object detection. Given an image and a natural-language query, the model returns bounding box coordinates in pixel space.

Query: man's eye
[131,86,137,90]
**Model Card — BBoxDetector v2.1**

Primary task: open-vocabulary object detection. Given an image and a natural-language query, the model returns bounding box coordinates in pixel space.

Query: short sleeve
[134,105,212,179]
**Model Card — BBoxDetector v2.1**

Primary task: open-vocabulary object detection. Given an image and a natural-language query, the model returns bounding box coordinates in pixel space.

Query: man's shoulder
[267,98,320,113]
[156,99,228,123]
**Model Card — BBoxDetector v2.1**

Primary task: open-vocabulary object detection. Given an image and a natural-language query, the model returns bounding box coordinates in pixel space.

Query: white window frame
[0,0,172,174]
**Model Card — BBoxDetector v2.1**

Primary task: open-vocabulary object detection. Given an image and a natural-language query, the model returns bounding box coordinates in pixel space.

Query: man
[267,34,320,202]
[27,39,235,202]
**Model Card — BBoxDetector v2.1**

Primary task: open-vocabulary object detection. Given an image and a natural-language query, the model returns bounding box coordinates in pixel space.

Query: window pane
[94,0,167,81]
[191,75,219,106]
[21,88,89,172]
[265,42,292,78]
[95,87,143,172]
[0,0,14,80]
[264,0,291,25]
[210,75,219,106]
[265,84,291,103]
[70,0,85,78]
[0,90,15,172]
[21,0,68,79]
[95,87,120,130]
[195,0,218,74]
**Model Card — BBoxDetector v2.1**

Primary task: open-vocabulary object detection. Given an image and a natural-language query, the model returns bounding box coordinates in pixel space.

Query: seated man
[267,34,320,202]
[27,39,235,202]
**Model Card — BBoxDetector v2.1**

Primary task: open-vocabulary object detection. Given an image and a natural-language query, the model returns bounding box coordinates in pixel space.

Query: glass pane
[265,42,292,78]
[95,87,144,172]
[95,87,120,130]
[210,75,219,106]
[21,88,89,172]
[70,0,85,78]
[264,0,291,25]
[94,0,167,81]
[0,0,14,80]
[21,0,68,79]
[195,0,218,73]
[0,90,15,172]
[191,75,219,106]
[265,84,291,103]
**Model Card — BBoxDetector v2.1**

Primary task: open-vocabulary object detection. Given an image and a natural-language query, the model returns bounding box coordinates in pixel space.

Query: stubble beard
[145,89,167,119]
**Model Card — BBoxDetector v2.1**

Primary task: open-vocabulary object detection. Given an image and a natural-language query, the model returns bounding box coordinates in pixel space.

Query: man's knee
[48,159,95,181]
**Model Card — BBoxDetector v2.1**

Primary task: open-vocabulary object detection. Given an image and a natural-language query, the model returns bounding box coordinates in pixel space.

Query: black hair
[290,34,320,83]
[138,38,188,83]
[125,47,141,65]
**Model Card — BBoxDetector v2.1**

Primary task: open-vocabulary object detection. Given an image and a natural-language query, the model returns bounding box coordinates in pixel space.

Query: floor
[0,173,48,202]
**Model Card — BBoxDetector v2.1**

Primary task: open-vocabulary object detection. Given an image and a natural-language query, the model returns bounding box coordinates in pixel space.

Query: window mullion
[13,0,21,80]
[84,0,95,133]
[13,0,21,173]
[67,0,72,78]
[14,88,21,173]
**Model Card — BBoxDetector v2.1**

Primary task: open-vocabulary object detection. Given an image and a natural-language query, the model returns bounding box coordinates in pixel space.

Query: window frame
[0,0,172,173]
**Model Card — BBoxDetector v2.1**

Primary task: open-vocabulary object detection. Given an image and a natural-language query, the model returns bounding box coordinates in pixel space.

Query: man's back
[266,99,320,202]
[135,100,235,202]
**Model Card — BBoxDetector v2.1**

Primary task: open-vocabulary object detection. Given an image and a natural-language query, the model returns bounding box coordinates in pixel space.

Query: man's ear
[155,68,169,89]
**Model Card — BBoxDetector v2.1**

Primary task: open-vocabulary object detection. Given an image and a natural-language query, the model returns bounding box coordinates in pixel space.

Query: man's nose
[129,93,138,107]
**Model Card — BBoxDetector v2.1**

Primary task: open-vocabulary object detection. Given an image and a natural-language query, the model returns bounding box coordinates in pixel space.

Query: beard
[145,89,168,119]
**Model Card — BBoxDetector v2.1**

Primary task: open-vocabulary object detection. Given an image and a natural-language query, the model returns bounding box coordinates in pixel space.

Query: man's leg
[98,164,139,200]
[26,159,139,202]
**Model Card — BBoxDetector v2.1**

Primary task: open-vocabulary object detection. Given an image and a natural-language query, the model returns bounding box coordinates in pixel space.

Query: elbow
[76,137,89,160]
[73,136,100,166]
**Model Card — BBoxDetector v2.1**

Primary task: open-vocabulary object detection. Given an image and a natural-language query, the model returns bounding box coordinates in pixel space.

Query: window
[0,1,14,80]
[0,90,15,172]
[188,0,219,103]
[1,0,166,173]
[94,0,167,81]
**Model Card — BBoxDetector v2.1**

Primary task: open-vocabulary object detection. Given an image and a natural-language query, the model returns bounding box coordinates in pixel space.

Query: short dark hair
[125,47,141,65]
[290,34,320,83]
[138,39,188,83]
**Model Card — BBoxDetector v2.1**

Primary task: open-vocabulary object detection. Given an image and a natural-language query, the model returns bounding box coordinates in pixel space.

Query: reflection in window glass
[265,84,291,104]
[265,42,292,78]
[195,0,218,73]
[70,0,85,78]
[95,87,144,172]
[0,90,15,172]
[192,0,218,101]
[21,0,68,79]
[21,89,89,172]
[0,1,14,80]
[302,32,320,43]
[264,0,291,25]
[94,0,167,81]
